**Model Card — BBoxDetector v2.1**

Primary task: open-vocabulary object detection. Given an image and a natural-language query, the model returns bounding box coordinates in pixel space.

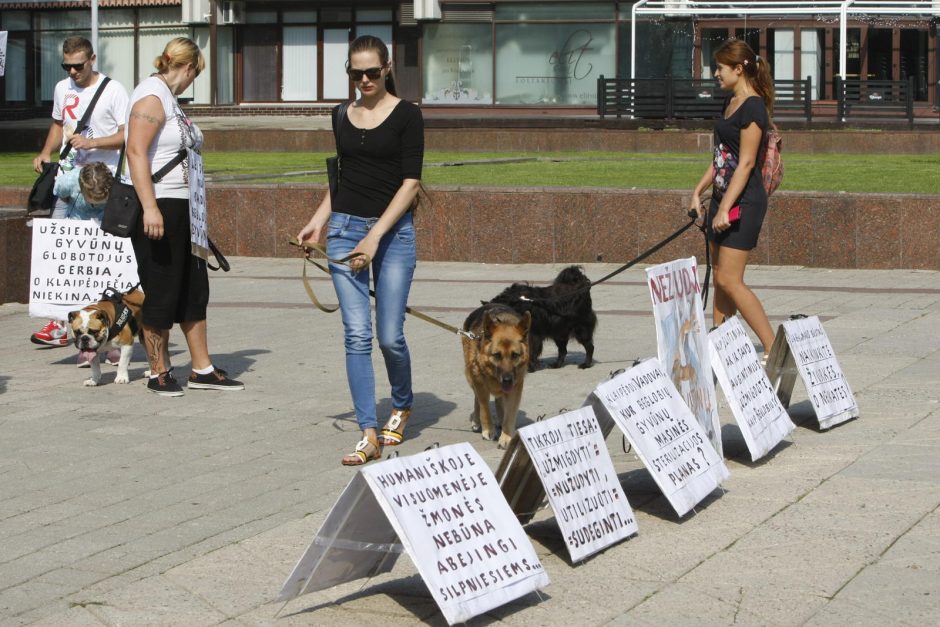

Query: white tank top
[125,75,204,199]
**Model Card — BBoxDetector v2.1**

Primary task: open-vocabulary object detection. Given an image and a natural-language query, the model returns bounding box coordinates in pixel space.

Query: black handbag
[101,147,186,238]
[27,77,112,216]
[325,101,350,199]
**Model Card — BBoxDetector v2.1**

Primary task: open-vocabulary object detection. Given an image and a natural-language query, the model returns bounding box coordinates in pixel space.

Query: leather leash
[289,239,475,339]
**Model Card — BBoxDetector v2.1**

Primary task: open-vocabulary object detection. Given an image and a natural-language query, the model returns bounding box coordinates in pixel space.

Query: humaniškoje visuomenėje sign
[278,443,549,625]
[518,406,637,562]
[783,316,858,429]
[594,358,729,517]
[29,219,139,320]
[362,443,549,624]
[709,317,795,461]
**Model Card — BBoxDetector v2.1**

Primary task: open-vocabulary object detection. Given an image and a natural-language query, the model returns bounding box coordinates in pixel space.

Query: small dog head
[483,309,531,393]
[68,308,110,353]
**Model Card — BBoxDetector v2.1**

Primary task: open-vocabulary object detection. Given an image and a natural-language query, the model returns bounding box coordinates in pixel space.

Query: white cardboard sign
[708,317,795,461]
[279,443,549,625]
[187,148,209,261]
[647,257,722,455]
[29,219,139,319]
[594,359,729,517]
[783,316,858,429]
[518,407,637,562]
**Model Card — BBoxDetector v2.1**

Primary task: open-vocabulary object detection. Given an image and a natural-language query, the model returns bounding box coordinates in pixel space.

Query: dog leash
[289,239,476,339]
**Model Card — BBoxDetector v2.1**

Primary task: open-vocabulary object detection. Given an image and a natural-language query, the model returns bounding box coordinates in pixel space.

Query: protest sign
[187,148,209,261]
[594,359,729,517]
[708,317,795,461]
[279,443,549,625]
[782,316,858,429]
[1,31,7,77]
[647,257,722,455]
[518,407,637,562]
[29,219,138,320]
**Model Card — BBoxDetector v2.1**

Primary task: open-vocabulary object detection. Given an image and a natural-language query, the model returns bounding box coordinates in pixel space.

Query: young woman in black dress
[690,38,776,360]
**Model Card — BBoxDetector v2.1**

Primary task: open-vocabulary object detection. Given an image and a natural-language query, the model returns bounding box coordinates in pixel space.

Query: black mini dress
[708,95,769,251]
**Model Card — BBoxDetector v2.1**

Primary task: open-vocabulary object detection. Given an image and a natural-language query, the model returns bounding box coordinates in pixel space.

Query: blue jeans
[327,212,416,431]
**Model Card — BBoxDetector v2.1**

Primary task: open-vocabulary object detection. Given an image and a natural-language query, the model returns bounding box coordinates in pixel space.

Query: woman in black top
[297,36,424,465]
[690,39,776,360]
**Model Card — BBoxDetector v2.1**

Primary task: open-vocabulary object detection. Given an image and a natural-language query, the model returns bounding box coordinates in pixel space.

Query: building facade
[1,0,937,113]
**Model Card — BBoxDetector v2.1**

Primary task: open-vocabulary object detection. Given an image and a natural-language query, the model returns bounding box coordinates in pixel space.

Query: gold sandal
[341,435,381,466]
[377,408,411,447]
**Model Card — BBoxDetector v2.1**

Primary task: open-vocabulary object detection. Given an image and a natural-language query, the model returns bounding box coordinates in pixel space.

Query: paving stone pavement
[1,258,938,626]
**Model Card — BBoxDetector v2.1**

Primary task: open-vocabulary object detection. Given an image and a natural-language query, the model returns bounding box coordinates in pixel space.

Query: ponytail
[752,57,775,117]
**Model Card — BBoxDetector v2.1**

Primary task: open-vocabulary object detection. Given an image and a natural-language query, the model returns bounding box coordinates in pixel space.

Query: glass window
[423,23,494,105]
[39,11,88,30]
[190,27,211,104]
[282,26,318,101]
[100,9,136,28]
[495,23,615,105]
[801,29,824,99]
[242,26,279,101]
[496,3,615,21]
[2,11,30,31]
[216,26,236,104]
[321,8,353,22]
[699,28,728,78]
[97,29,136,93]
[139,8,184,27]
[773,29,795,82]
[4,36,27,102]
[246,11,277,24]
[357,8,393,22]
[355,24,393,60]
[631,19,693,79]
[283,10,317,24]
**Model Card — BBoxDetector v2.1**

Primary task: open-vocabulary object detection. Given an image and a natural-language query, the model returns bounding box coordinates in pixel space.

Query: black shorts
[707,196,767,251]
[131,197,209,329]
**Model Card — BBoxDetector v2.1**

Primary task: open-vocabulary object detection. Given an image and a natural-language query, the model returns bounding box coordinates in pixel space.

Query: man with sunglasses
[29,36,129,351]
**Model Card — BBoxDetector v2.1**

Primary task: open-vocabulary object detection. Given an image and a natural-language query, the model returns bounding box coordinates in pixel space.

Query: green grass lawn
[3,151,938,194]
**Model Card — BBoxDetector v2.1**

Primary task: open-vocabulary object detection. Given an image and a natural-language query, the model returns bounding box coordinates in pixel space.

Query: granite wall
[2,184,937,305]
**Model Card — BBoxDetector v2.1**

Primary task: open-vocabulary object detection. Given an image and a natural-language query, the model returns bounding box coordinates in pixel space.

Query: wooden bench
[836,77,914,127]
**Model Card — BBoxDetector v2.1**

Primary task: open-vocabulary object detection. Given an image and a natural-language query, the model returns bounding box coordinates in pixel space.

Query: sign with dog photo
[646,257,722,455]
[187,148,209,261]
[708,317,795,461]
[594,359,729,517]
[29,219,139,320]
[278,443,549,625]
[517,406,638,562]
[782,316,858,429]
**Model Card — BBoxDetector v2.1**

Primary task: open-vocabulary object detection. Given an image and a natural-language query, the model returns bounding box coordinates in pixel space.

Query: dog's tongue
[80,350,97,362]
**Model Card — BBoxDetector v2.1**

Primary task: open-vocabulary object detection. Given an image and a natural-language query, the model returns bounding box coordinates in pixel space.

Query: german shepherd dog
[490,265,597,372]
[462,303,531,449]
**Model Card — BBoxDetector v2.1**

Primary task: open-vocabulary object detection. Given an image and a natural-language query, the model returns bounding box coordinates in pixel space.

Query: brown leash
[289,239,474,339]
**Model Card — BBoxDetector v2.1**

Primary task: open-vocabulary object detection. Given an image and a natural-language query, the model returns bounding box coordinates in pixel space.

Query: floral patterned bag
[761,124,784,196]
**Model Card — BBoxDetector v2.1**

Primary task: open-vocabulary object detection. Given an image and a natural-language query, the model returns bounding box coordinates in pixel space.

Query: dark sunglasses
[61,61,88,72]
[346,66,383,81]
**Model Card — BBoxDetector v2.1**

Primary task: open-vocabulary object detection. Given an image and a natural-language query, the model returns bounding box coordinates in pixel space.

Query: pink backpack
[761,124,784,196]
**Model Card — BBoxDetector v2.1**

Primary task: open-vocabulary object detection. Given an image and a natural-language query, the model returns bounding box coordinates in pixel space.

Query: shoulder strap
[333,101,350,155]
[59,76,112,161]
[114,146,187,183]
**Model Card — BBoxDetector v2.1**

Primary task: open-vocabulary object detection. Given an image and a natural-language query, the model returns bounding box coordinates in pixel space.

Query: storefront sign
[783,316,858,429]
[647,257,722,455]
[279,443,549,625]
[518,407,637,562]
[29,219,138,319]
[594,359,729,517]
[709,317,795,461]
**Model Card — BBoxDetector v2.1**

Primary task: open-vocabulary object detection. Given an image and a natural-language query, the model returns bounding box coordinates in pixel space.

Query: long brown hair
[714,39,774,116]
[347,35,397,96]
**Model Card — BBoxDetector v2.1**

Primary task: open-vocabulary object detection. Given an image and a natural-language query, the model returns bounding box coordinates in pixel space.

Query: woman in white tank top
[125,37,243,397]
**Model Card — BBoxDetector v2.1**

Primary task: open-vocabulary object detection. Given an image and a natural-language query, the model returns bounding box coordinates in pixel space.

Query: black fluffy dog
[489,265,596,371]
